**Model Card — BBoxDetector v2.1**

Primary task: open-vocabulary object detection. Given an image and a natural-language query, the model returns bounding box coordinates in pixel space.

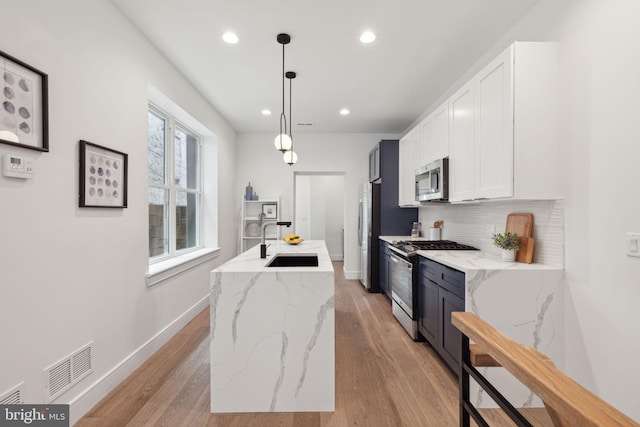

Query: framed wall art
[262,203,277,219]
[79,140,128,208]
[0,49,49,152]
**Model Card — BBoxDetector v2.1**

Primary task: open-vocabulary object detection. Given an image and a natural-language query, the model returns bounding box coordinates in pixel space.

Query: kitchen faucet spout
[260,221,292,258]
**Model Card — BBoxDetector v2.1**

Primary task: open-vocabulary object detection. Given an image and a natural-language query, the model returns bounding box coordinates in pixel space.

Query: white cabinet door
[474,45,514,199]
[419,114,434,166]
[448,80,475,202]
[432,100,450,161]
[420,100,449,166]
[398,129,420,206]
[410,127,423,174]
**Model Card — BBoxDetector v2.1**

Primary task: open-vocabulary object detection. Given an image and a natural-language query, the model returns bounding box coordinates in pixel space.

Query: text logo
[1,405,69,426]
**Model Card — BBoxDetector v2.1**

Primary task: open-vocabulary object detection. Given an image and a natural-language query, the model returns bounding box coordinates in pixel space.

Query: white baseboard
[329,253,344,261]
[343,267,360,280]
[68,295,210,425]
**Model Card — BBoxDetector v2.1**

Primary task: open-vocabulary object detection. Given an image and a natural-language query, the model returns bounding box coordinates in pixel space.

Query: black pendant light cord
[289,75,293,148]
[279,41,287,142]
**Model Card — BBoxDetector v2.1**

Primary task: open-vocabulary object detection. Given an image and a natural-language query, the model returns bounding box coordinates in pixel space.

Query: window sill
[146,247,220,288]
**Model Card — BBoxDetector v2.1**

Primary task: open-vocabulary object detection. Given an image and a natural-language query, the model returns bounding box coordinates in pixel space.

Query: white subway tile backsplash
[419,199,564,267]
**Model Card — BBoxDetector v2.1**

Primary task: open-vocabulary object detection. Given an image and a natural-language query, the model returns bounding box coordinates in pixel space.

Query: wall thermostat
[3,153,35,179]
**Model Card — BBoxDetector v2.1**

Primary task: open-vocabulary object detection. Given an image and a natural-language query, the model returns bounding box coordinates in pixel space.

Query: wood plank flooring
[78,261,512,426]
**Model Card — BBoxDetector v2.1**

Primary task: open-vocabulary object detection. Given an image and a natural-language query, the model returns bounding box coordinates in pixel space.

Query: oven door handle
[390,253,412,269]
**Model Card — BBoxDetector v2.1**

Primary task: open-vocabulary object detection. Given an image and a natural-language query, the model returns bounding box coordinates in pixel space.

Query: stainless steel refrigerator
[358,181,417,292]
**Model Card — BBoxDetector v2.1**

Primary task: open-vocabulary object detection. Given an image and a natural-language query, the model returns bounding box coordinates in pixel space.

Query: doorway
[294,172,345,261]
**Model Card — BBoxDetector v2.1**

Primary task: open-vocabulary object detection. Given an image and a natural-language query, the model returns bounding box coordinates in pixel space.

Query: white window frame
[148,103,203,264]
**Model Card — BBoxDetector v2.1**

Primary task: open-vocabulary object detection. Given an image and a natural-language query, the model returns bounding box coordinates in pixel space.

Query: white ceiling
[111,0,539,134]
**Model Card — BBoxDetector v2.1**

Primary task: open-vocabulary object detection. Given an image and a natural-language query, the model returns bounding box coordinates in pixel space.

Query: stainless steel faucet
[260,221,292,258]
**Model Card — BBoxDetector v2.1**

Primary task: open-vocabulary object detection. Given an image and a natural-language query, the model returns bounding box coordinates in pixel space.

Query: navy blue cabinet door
[379,241,390,296]
[419,274,439,345]
[438,286,464,373]
[369,144,380,182]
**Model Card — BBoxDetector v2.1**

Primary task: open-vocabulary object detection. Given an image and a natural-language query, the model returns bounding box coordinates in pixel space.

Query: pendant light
[274,33,292,152]
[284,71,297,165]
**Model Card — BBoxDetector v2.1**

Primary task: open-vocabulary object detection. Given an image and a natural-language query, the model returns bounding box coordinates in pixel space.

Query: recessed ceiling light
[340,108,350,116]
[222,32,239,44]
[360,31,376,44]
[261,109,272,116]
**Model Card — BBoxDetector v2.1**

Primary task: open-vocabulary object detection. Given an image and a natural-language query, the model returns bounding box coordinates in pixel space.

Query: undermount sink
[266,253,319,267]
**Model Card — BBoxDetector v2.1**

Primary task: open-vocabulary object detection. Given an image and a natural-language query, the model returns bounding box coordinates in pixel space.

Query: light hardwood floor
[77,262,464,426]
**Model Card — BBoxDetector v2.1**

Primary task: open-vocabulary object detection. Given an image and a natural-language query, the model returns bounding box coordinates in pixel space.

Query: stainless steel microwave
[415,158,449,202]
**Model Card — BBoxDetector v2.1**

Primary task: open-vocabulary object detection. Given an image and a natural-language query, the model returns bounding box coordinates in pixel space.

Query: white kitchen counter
[381,235,558,271]
[416,249,559,271]
[213,239,334,273]
[210,240,335,413]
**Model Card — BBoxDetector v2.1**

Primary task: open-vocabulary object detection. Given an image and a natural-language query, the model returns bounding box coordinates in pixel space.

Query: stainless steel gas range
[388,240,478,340]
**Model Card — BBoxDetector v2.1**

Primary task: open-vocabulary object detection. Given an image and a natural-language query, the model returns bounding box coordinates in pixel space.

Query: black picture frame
[262,203,277,219]
[79,140,128,208]
[0,49,49,152]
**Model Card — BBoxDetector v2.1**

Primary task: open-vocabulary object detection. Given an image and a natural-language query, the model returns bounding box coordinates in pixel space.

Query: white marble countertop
[213,239,333,273]
[417,250,562,272]
[379,235,561,272]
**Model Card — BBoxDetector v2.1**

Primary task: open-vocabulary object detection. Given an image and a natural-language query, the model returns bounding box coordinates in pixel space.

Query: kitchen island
[209,240,334,413]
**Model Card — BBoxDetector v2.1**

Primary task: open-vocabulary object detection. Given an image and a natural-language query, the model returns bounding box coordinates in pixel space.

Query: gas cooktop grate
[392,240,479,253]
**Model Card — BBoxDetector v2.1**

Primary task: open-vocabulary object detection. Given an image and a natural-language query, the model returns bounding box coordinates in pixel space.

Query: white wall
[0,0,237,422]
[294,175,312,238]
[295,174,345,260]
[413,0,640,420]
[235,133,395,277]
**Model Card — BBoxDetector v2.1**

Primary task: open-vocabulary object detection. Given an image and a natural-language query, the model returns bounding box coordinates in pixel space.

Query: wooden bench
[452,312,639,427]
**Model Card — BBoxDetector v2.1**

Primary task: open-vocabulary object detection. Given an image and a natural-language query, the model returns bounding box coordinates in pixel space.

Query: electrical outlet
[627,233,640,258]
[486,224,495,236]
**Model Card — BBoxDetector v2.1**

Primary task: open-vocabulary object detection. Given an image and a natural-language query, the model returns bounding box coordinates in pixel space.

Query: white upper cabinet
[474,45,514,199]
[398,127,421,207]
[449,79,476,202]
[424,100,450,165]
[400,41,559,205]
[449,42,559,202]
[419,114,434,166]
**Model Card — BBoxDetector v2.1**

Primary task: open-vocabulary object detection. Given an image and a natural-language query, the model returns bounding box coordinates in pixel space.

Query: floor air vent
[0,382,25,404]
[44,342,93,402]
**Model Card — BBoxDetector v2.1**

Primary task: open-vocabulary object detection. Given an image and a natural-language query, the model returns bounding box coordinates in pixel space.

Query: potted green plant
[492,232,522,261]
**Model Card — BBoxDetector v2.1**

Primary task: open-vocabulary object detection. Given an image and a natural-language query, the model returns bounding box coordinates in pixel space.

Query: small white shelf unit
[240,197,280,253]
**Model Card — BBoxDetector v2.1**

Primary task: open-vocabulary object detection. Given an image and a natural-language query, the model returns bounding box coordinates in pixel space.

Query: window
[148,105,202,261]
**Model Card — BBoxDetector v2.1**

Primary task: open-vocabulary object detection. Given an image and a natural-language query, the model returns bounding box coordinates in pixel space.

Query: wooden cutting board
[506,213,534,263]
[505,213,533,237]
[516,236,535,264]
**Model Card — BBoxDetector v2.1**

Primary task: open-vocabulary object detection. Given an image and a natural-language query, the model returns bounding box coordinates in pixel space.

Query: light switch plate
[627,232,640,258]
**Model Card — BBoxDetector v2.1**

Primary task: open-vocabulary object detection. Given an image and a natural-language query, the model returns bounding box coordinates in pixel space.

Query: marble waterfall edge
[467,268,564,409]
[210,240,335,413]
